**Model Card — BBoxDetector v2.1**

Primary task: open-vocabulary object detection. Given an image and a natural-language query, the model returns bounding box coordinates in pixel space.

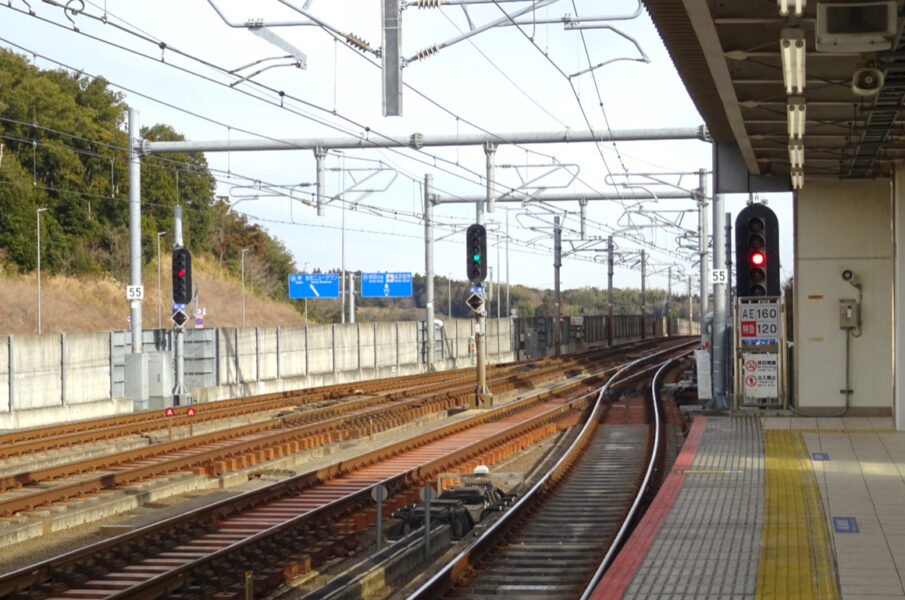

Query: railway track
[0,349,620,463]
[0,340,690,600]
[0,367,485,461]
[405,342,694,600]
[0,347,635,520]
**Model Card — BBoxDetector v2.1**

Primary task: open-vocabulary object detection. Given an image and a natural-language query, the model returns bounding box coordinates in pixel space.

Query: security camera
[841,269,861,287]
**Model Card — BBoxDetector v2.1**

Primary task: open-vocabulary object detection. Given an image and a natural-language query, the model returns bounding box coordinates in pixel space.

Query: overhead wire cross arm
[404,0,560,64]
[207,0,311,70]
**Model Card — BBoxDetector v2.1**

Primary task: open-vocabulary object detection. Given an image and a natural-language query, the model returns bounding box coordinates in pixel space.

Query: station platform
[592,414,905,599]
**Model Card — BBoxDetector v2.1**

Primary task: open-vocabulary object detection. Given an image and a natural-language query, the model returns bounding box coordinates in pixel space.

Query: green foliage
[0,49,296,303]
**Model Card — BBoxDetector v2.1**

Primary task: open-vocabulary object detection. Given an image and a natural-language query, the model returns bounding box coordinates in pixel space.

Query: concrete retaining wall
[279,325,307,378]
[14,334,62,410]
[0,339,8,412]
[65,333,110,405]
[0,315,596,430]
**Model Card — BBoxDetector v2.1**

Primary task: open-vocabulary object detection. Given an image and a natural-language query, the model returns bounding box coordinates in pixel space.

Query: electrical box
[839,299,860,329]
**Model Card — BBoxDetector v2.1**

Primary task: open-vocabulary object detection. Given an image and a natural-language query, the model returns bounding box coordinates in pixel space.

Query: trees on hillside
[0,49,296,302]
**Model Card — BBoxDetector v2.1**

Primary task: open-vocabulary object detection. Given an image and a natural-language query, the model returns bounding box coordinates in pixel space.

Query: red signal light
[178,269,185,277]
[750,251,765,266]
[165,407,175,417]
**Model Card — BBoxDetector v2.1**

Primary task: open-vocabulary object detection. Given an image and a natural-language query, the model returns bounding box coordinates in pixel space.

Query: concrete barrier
[307,325,333,374]
[14,334,62,410]
[258,327,278,381]
[279,325,307,378]
[65,332,110,405]
[0,316,591,429]
[0,338,8,412]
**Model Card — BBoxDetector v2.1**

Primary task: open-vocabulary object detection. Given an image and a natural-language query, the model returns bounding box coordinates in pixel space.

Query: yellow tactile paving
[757,430,839,600]
[796,429,898,435]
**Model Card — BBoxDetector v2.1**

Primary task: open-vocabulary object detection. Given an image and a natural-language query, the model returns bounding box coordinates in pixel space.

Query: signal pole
[172,205,192,406]
[709,193,729,410]
[466,224,491,406]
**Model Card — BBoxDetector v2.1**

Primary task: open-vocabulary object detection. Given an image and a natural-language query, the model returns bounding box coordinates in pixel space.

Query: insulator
[345,33,370,53]
[409,133,424,150]
[415,45,441,61]
[417,0,442,7]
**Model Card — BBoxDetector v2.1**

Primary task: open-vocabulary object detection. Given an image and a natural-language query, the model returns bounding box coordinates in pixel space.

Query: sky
[0,0,794,296]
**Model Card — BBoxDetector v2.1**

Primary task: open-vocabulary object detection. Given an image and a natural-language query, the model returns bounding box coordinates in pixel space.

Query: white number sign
[126,285,144,301]
[710,269,728,284]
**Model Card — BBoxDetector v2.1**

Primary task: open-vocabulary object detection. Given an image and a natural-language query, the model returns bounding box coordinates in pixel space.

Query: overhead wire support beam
[145,126,709,154]
[433,190,696,204]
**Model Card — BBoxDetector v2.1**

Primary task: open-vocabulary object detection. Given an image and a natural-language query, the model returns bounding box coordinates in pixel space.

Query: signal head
[172,247,193,305]
[735,204,780,297]
[465,224,487,283]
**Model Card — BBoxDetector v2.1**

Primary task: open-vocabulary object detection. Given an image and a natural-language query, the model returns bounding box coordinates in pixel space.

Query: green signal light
[473,254,481,261]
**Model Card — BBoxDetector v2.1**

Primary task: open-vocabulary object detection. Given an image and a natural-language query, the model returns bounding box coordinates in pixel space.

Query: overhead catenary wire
[0,3,567,200]
[0,3,701,280]
[0,2,677,216]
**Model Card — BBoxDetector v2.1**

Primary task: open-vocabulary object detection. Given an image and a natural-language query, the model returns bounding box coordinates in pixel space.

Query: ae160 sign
[738,300,781,343]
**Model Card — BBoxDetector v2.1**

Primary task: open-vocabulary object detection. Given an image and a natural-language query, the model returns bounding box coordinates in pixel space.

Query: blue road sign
[469,286,484,294]
[361,272,413,298]
[288,273,340,299]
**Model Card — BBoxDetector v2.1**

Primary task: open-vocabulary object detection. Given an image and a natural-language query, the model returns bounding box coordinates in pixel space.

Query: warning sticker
[742,352,778,399]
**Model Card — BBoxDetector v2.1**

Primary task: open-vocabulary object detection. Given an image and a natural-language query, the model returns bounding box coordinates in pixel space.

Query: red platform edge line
[589,415,708,600]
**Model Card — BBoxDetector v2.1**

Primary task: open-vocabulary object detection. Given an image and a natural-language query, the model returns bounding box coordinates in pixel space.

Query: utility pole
[506,210,511,317]
[697,168,710,341]
[709,192,729,410]
[607,235,614,347]
[157,231,166,329]
[36,207,47,335]
[348,273,355,323]
[128,108,143,353]
[667,265,673,334]
[496,236,501,318]
[340,188,346,324]
[553,216,562,356]
[640,249,647,340]
[241,248,248,327]
[424,174,435,371]
[688,276,693,335]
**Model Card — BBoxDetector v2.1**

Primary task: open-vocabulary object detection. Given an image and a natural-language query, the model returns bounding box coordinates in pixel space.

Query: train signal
[735,203,780,297]
[172,247,193,305]
[466,224,487,283]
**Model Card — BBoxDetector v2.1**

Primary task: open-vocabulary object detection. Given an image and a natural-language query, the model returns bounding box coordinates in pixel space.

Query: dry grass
[0,254,307,335]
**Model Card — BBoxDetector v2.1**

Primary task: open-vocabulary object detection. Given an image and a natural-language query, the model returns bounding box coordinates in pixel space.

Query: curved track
[407,343,694,600]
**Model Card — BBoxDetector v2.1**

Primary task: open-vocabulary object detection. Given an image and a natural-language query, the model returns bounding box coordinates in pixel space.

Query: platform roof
[643,0,904,181]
